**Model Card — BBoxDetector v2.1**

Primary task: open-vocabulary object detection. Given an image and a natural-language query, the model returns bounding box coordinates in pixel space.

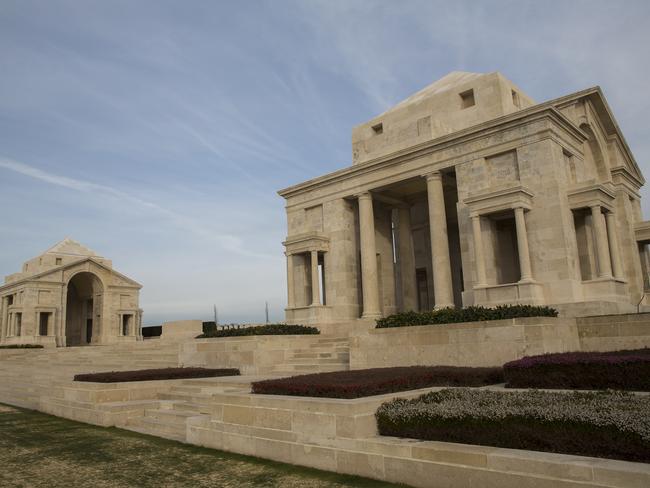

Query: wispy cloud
[0,157,272,259]
[1,0,649,322]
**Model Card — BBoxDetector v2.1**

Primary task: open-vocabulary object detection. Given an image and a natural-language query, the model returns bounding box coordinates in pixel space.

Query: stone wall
[577,312,650,351]
[350,315,650,370]
[179,334,349,375]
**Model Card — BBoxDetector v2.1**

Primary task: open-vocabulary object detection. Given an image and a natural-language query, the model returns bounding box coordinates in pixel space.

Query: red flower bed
[252,366,503,398]
[74,367,240,383]
[504,348,650,390]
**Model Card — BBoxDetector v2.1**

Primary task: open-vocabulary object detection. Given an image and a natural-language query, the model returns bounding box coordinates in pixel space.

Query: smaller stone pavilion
[0,238,143,347]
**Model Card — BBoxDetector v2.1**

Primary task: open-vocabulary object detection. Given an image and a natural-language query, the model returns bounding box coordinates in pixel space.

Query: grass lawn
[0,404,401,488]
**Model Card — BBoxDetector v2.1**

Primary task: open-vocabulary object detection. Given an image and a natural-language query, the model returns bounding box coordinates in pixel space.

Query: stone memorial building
[0,238,143,347]
[279,71,650,327]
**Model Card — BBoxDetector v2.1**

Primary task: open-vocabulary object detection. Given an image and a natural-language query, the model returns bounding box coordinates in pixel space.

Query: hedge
[376,305,558,328]
[142,326,162,338]
[376,388,650,463]
[252,366,503,398]
[0,344,44,349]
[198,323,319,338]
[74,367,240,383]
[504,348,650,390]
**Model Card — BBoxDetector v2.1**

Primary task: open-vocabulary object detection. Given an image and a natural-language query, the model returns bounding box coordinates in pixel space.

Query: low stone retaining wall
[39,379,175,426]
[577,312,650,352]
[350,317,580,369]
[186,387,649,488]
[179,334,347,375]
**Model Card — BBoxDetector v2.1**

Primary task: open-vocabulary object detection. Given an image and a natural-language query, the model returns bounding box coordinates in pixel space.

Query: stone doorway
[65,272,103,346]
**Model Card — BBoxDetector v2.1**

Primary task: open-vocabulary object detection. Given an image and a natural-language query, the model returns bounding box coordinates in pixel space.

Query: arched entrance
[65,272,103,346]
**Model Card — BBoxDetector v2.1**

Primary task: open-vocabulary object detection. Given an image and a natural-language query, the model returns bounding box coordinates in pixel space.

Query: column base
[434,303,455,310]
[473,281,545,307]
[361,312,383,320]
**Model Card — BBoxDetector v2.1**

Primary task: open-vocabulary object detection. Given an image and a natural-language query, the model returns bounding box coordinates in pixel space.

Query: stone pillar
[471,215,487,286]
[286,254,295,308]
[425,172,454,308]
[591,204,613,278]
[0,298,5,342]
[397,206,418,311]
[605,212,624,279]
[514,207,534,282]
[358,192,381,318]
[310,250,321,306]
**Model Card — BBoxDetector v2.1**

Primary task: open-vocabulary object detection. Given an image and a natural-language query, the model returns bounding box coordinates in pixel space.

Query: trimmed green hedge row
[0,344,44,349]
[376,305,558,328]
[376,389,650,463]
[199,323,319,338]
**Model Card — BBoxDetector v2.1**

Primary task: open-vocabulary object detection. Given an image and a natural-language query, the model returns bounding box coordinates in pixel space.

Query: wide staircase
[0,334,352,442]
[123,375,258,441]
[270,336,350,374]
[0,341,181,409]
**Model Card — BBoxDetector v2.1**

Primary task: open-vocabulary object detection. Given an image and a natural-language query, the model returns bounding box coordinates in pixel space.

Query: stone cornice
[464,186,534,217]
[278,86,644,201]
[278,106,582,201]
[634,221,650,243]
[283,232,330,255]
[567,183,616,212]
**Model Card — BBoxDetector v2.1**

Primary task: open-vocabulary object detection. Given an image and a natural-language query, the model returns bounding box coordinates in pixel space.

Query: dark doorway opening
[416,268,430,311]
[86,319,93,343]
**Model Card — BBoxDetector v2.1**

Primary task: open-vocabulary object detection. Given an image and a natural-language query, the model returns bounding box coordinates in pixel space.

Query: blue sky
[1,0,649,325]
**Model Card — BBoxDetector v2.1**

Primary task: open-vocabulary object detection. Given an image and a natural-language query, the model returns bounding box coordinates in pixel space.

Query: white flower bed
[377,389,650,441]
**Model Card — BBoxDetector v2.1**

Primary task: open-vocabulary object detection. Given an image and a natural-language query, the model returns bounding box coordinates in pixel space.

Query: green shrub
[376,305,558,328]
[0,344,44,349]
[198,323,319,338]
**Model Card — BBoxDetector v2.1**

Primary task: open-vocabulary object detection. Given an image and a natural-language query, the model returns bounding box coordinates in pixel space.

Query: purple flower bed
[504,348,650,390]
[252,366,503,399]
[74,367,240,383]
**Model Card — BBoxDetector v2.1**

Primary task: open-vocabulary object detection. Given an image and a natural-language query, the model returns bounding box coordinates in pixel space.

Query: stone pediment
[41,237,101,258]
[0,257,141,291]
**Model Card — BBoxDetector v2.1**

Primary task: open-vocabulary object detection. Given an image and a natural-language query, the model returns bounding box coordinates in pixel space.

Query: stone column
[471,215,487,286]
[0,297,5,342]
[286,254,295,308]
[358,192,381,318]
[605,212,624,279]
[397,206,418,311]
[425,172,454,308]
[591,204,613,278]
[514,207,534,282]
[310,250,321,306]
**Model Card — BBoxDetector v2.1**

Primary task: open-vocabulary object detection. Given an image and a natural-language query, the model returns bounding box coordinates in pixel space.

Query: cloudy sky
[1,0,649,325]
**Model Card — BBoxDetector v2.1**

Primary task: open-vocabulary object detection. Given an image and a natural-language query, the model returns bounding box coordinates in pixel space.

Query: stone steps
[125,416,189,442]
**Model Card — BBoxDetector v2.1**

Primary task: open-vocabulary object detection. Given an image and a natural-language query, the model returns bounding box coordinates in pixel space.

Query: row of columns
[357,171,454,318]
[285,251,322,308]
[591,204,624,279]
[472,206,533,286]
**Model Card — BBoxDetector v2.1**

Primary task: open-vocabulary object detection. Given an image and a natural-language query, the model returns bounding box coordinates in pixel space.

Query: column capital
[423,171,442,182]
[357,191,373,201]
[589,203,602,211]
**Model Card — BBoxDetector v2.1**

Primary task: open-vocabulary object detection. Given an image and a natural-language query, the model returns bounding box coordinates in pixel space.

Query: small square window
[371,123,383,135]
[460,89,475,109]
[55,258,62,265]
[512,90,520,108]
